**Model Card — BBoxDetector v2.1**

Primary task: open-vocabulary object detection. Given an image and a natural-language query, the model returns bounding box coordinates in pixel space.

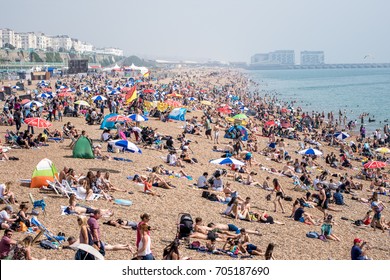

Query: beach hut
[73,136,94,159]
[30,158,58,188]
[100,113,118,130]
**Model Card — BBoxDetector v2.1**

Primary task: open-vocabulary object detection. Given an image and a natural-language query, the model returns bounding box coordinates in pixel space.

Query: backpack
[202,191,210,199]
[189,241,201,250]
[178,214,194,239]
[306,231,319,239]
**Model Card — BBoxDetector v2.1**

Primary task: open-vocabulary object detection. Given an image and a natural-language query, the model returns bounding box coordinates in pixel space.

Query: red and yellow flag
[143,71,150,78]
[125,86,138,104]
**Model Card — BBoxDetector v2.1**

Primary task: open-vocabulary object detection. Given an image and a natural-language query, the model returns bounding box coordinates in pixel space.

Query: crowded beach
[0,67,389,260]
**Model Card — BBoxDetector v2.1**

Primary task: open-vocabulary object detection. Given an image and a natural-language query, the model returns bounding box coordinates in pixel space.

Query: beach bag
[354,220,363,226]
[306,232,319,239]
[266,194,272,201]
[202,191,210,199]
[189,241,201,250]
[208,194,219,202]
[284,196,293,202]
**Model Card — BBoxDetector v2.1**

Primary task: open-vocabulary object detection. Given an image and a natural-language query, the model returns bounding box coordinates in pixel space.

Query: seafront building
[0,28,123,56]
[300,51,324,65]
[251,50,295,66]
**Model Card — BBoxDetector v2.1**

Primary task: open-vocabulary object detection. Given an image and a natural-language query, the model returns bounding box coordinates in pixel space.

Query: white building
[36,32,52,50]
[95,48,124,56]
[50,35,72,51]
[251,50,295,65]
[71,39,94,53]
[18,32,37,50]
[1,28,15,47]
[300,51,325,65]
[0,32,2,48]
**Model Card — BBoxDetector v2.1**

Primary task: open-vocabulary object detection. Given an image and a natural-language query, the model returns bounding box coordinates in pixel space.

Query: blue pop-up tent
[224,125,248,141]
[168,108,187,121]
[100,113,118,129]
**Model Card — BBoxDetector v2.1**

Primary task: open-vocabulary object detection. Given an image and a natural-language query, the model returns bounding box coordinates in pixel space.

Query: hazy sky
[1,0,390,63]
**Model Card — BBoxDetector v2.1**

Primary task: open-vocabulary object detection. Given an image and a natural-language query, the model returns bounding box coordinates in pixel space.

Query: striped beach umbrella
[128,114,148,122]
[74,100,90,107]
[91,95,107,102]
[298,148,323,156]
[24,101,43,108]
[107,115,132,122]
[109,140,142,154]
[334,131,350,140]
[210,157,245,166]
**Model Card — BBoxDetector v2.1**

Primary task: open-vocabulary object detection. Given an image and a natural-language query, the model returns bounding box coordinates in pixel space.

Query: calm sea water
[247,68,390,133]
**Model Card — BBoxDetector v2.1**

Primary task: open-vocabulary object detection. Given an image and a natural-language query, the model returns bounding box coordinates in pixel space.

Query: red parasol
[24,117,52,128]
[363,161,387,169]
[107,115,132,122]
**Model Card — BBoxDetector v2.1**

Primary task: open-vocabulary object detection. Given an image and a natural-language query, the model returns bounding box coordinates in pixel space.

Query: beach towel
[112,157,133,162]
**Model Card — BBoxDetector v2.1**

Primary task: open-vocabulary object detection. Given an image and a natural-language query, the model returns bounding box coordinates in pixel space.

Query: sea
[246,68,390,134]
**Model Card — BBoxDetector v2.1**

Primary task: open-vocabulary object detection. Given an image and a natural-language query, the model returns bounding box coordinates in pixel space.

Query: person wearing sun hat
[351,238,370,260]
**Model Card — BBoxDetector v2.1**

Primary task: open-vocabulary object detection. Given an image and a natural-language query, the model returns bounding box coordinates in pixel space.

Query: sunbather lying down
[103,219,137,230]
[66,194,113,216]
[65,236,134,253]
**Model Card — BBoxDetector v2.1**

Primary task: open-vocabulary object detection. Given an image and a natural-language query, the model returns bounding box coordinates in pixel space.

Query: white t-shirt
[169,154,177,165]
[197,176,207,188]
[0,210,10,224]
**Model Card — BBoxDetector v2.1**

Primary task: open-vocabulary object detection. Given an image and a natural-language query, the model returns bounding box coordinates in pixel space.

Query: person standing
[137,223,154,260]
[13,109,22,132]
[87,209,105,256]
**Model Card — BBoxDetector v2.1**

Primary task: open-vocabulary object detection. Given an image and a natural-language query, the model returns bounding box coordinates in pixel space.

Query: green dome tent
[73,136,94,159]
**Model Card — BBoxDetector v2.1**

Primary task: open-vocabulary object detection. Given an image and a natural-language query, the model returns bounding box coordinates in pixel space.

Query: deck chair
[31,216,64,243]
[29,193,47,216]
[0,195,11,205]
[45,180,63,196]
[61,180,78,197]
[7,131,21,148]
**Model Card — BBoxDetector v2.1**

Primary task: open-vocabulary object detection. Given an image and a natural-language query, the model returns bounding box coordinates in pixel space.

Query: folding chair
[29,193,47,216]
[45,180,62,196]
[31,216,64,243]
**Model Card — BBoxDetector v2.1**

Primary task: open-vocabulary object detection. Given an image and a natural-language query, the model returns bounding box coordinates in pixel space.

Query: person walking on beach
[203,116,213,141]
[271,179,285,213]
[87,209,105,256]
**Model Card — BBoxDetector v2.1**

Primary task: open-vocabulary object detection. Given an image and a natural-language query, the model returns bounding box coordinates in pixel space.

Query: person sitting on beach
[222,238,246,256]
[224,198,252,221]
[321,214,341,241]
[59,166,69,183]
[163,238,190,260]
[12,235,44,260]
[0,229,18,259]
[351,238,371,260]
[0,182,16,204]
[211,173,224,192]
[83,171,111,201]
[167,150,185,167]
[16,203,34,229]
[197,172,210,189]
[292,201,320,225]
[0,206,17,230]
[244,171,261,187]
[102,172,126,192]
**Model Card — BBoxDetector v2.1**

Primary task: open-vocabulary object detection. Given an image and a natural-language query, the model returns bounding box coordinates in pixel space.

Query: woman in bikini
[271,178,286,213]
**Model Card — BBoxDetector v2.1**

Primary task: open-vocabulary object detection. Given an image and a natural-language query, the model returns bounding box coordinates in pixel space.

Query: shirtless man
[207,223,261,236]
